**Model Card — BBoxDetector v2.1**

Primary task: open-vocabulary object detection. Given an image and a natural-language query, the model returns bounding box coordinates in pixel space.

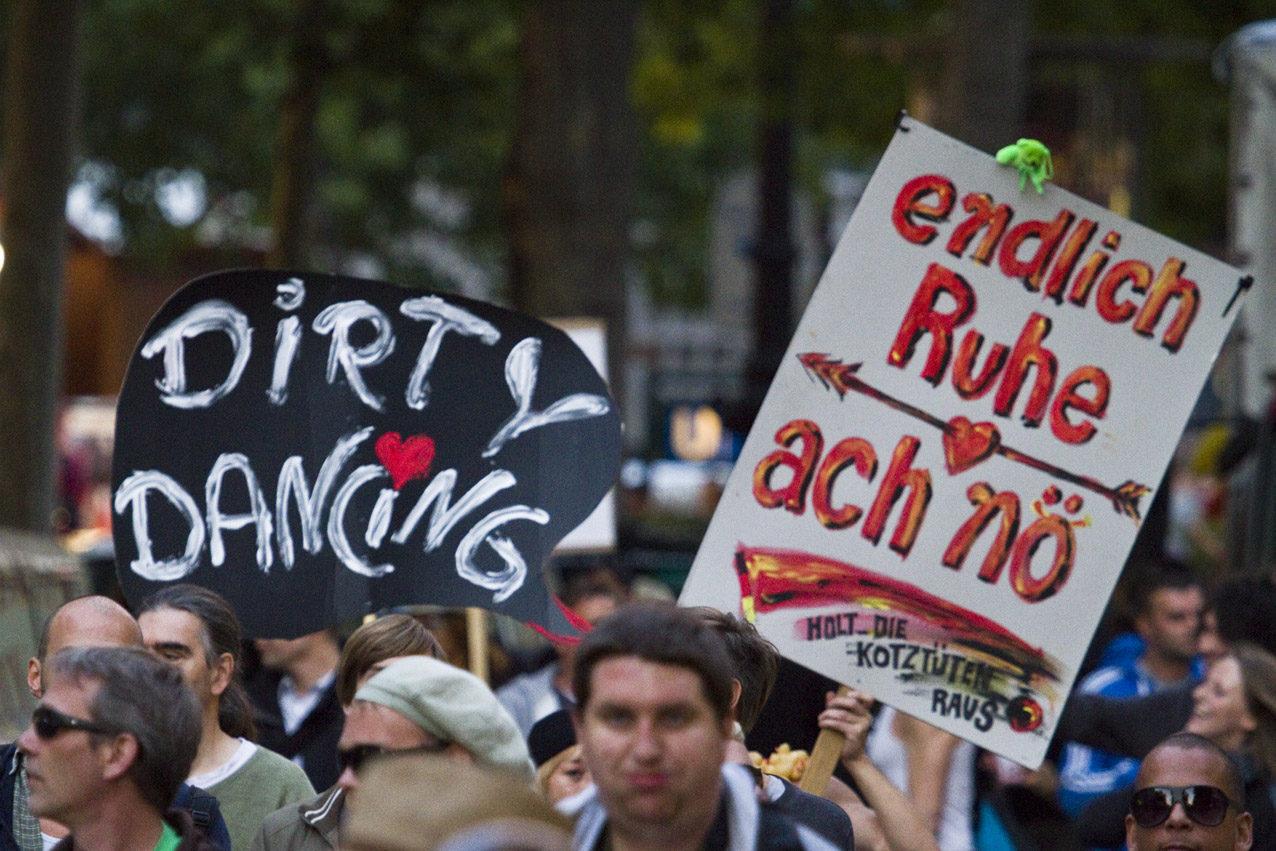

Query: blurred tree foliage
[73,0,520,283]
[1,0,1267,298]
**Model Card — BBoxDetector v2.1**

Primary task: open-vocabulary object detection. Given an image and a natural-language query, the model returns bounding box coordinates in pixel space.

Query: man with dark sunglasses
[1125,732,1252,851]
[335,657,532,799]
[16,646,220,851]
[252,652,530,851]
[0,596,231,851]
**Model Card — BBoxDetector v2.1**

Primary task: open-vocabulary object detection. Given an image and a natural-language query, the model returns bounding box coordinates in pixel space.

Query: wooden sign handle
[466,607,490,683]
[798,684,851,796]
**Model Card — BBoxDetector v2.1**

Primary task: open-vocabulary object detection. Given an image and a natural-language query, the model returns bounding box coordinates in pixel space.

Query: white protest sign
[679,117,1249,767]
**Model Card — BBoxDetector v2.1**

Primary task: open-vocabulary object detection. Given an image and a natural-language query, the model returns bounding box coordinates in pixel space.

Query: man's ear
[100,734,140,782]
[730,678,742,712]
[26,658,42,700]
[1125,813,1137,851]
[209,652,234,697]
[1235,811,1253,851]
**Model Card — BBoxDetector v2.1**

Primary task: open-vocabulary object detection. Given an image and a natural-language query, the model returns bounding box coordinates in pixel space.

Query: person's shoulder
[166,808,225,851]
[259,788,327,829]
[769,778,853,850]
[755,797,843,851]
[794,823,843,851]
[496,662,556,697]
[252,796,318,849]
[243,746,317,794]
[255,785,342,851]
[1079,662,1140,696]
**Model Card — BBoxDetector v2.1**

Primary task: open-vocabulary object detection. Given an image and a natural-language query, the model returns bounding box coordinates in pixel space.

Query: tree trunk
[0,0,81,532]
[503,0,639,410]
[746,0,798,420]
[267,0,327,269]
[934,0,1031,153]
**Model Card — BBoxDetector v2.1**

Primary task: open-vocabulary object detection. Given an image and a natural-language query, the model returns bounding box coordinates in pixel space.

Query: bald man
[25,596,141,698]
[0,596,231,851]
[1125,733,1252,851]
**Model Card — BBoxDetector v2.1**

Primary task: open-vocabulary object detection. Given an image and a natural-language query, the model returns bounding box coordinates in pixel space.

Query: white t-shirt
[865,706,975,851]
[187,738,257,788]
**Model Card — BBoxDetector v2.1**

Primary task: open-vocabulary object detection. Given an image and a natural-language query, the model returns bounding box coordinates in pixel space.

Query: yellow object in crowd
[748,743,810,782]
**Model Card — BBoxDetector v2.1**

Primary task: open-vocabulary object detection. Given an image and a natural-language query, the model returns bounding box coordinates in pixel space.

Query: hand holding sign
[112,270,621,639]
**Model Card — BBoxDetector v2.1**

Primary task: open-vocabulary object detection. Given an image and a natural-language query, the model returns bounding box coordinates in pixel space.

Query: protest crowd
[4,549,1269,851]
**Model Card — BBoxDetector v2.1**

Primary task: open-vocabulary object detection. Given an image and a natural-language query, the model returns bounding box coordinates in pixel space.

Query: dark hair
[572,602,732,721]
[336,614,447,706]
[559,570,626,610]
[46,646,201,812]
[137,584,256,740]
[1211,576,1276,656]
[691,607,778,733]
[1142,732,1247,804]
[1128,560,1200,618]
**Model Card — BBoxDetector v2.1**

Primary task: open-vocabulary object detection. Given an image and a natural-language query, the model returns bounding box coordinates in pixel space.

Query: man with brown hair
[571,603,837,851]
[1059,563,1204,816]
[139,586,313,851]
[694,608,853,850]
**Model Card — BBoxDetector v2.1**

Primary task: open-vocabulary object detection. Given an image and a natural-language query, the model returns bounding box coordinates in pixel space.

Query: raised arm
[818,690,941,851]
[892,710,960,835]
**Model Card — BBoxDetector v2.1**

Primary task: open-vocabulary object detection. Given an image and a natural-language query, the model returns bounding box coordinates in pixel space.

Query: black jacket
[769,777,854,850]
[248,672,343,792]
[1054,681,1194,759]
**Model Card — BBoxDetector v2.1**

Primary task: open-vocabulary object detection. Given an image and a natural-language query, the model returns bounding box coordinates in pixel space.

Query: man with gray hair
[17,645,219,851]
[0,595,230,851]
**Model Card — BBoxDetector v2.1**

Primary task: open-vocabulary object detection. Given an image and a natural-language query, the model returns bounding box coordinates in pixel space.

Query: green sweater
[206,746,315,851]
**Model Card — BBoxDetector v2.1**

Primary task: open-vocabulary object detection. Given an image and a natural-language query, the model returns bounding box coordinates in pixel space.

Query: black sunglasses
[32,706,117,740]
[1130,785,1234,828]
[338,741,450,775]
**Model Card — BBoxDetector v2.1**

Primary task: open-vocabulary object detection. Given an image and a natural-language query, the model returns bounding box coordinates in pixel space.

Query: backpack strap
[181,785,220,833]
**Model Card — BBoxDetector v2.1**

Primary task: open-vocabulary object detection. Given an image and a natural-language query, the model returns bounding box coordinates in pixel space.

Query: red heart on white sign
[942,417,1001,474]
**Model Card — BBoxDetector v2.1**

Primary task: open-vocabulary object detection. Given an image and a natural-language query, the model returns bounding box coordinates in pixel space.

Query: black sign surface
[112,270,621,638]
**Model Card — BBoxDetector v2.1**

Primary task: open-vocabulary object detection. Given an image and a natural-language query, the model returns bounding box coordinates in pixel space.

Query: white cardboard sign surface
[679,118,1247,767]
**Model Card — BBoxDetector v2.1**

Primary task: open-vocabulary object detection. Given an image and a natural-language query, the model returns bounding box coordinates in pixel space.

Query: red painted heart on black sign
[375,432,436,490]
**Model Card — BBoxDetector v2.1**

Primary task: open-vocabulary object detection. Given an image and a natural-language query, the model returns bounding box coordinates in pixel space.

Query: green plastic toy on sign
[995,139,1053,194]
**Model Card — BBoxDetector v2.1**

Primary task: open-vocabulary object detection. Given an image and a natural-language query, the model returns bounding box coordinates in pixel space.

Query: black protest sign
[112,269,621,639]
